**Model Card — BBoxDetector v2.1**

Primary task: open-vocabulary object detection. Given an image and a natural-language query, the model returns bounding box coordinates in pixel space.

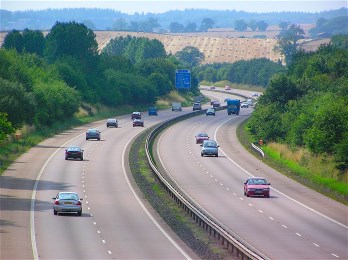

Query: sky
[1,0,347,13]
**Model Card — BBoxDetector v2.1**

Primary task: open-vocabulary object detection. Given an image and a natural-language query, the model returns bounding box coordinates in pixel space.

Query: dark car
[86,129,101,140]
[65,146,84,160]
[133,118,144,127]
[131,112,141,120]
[244,177,270,198]
[106,118,118,127]
[192,103,202,111]
[201,140,219,157]
[195,133,209,144]
[148,107,158,116]
[206,108,215,116]
[212,101,221,108]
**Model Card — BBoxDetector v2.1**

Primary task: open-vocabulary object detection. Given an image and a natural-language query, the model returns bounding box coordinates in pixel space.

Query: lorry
[171,102,182,111]
[227,99,240,115]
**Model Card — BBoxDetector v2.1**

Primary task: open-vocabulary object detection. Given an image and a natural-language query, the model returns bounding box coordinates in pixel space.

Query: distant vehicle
[224,97,231,102]
[86,129,101,140]
[209,86,215,90]
[227,99,240,115]
[195,133,209,144]
[106,118,118,128]
[210,100,218,105]
[65,146,84,160]
[52,192,83,216]
[192,103,202,111]
[241,102,249,108]
[244,177,270,198]
[133,118,144,127]
[225,86,231,90]
[246,98,254,107]
[131,112,141,120]
[171,102,182,111]
[252,93,259,97]
[148,107,158,116]
[201,140,219,157]
[206,108,215,116]
[212,101,221,108]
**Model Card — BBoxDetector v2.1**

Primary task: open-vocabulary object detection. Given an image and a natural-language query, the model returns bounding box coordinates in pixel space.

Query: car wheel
[53,210,57,215]
[215,154,218,157]
[201,153,204,157]
[246,193,250,197]
[244,190,246,196]
[98,138,100,141]
[80,157,83,161]
[65,156,68,160]
[77,211,82,216]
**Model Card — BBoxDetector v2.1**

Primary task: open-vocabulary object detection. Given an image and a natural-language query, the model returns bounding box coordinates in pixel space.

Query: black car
[106,118,118,127]
[133,118,144,127]
[65,146,84,160]
[86,129,101,140]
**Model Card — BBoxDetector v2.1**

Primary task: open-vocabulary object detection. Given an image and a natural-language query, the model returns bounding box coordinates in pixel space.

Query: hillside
[0,28,330,65]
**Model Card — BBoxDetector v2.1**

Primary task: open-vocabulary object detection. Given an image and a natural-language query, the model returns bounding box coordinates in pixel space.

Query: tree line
[0,21,199,140]
[248,36,348,170]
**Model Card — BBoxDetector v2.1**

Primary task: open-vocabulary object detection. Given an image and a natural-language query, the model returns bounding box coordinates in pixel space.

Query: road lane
[1,109,198,259]
[156,90,348,259]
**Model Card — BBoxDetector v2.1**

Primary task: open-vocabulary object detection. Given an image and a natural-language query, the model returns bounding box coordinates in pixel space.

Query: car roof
[67,146,81,150]
[197,133,208,136]
[107,118,117,121]
[132,111,140,114]
[203,140,217,144]
[87,128,98,131]
[58,191,78,195]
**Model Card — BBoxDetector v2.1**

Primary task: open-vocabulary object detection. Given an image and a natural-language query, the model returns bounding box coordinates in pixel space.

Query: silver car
[52,192,83,216]
[201,140,219,157]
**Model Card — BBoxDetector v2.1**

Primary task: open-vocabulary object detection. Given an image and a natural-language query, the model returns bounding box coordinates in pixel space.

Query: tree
[175,46,205,68]
[0,77,36,128]
[0,112,15,141]
[44,21,98,72]
[257,21,268,31]
[248,20,257,31]
[199,18,215,32]
[279,21,289,30]
[274,24,305,65]
[185,22,197,32]
[169,22,185,33]
[112,18,128,31]
[234,20,248,32]
[2,29,23,52]
[22,29,45,56]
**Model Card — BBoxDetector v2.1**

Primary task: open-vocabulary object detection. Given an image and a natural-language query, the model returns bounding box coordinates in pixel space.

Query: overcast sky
[1,0,347,13]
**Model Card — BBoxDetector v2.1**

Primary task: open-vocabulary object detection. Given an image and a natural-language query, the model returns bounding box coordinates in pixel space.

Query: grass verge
[129,129,233,259]
[237,119,348,205]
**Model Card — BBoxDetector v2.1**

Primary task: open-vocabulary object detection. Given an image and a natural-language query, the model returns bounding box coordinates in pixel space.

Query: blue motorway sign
[175,69,191,89]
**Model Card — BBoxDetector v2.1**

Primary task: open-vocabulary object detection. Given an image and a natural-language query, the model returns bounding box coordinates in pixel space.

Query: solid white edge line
[214,117,348,230]
[30,133,84,260]
[122,136,192,260]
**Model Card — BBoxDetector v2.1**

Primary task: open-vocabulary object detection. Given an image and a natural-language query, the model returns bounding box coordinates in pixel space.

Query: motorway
[156,89,348,259]
[1,88,347,259]
[0,109,198,259]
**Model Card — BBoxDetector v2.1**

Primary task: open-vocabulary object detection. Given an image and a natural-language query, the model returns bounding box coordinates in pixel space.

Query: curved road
[156,89,348,259]
[1,109,198,259]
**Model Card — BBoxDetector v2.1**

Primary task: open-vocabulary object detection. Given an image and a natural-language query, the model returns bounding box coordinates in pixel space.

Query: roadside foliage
[248,43,348,171]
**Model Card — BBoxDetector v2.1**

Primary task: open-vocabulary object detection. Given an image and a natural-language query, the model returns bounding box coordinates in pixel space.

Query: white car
[241,102,249,108]
[53,192,83,216]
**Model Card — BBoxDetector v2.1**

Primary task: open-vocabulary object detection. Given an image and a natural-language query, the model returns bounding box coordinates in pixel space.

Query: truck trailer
[227,99,240,115]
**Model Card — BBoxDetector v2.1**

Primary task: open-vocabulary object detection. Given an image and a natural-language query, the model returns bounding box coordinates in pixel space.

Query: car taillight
[76,201,81,206]
[54,200,60,205]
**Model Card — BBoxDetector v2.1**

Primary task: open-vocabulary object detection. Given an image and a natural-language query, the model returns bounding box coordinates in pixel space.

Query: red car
[244,177,270,198]
[195,133,209,144]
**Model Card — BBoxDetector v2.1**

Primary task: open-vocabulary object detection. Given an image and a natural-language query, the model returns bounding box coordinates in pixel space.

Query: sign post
[175,69,191,90]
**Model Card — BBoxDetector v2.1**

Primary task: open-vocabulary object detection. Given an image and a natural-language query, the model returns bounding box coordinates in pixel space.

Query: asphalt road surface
[156,89,348,259]
[1,109,198,259]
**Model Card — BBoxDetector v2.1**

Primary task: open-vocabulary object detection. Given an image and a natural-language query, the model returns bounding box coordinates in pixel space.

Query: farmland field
[0,25,329,64]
